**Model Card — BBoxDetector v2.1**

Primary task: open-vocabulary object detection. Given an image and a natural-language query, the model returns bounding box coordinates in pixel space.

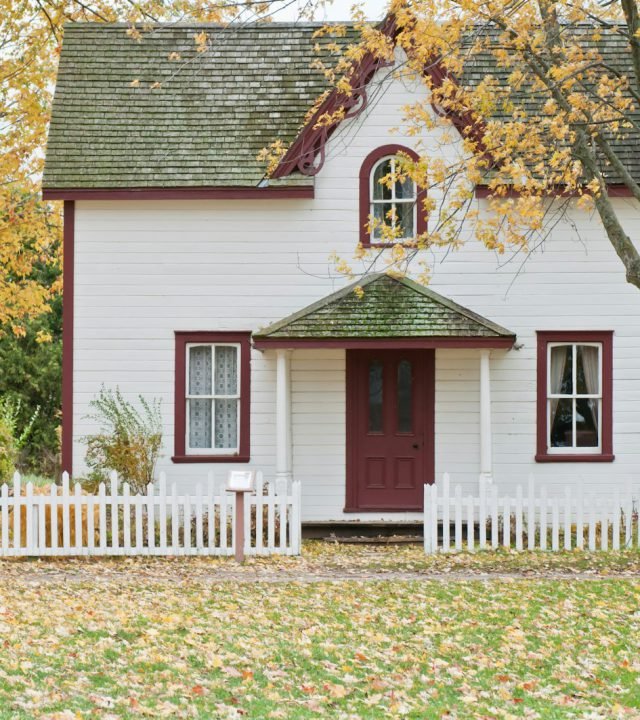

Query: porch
[253,274,516,521]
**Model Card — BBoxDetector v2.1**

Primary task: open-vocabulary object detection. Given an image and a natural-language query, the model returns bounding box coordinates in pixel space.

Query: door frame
[345,348,436,512]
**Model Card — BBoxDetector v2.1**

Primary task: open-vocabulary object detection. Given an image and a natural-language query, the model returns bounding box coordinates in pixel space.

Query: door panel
[346,349,435,511]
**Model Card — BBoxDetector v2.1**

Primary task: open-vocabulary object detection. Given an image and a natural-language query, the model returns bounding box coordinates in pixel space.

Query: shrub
[83,387,162,495]
[0,396,40,483]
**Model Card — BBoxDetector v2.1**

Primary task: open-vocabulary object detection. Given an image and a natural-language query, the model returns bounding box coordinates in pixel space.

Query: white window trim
[185,342,241,455]
[369,156,417,243]
[546,341,602,454]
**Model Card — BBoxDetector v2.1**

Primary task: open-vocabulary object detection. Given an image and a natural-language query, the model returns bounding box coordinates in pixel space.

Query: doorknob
[412,443,420,449]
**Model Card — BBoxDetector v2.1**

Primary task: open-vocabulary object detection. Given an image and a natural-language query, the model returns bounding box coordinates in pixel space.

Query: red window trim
[359,144,427,248]
[536,330,614,463]
[173,331,251,463]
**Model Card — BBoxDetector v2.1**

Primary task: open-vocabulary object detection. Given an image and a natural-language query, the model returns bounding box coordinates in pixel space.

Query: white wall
[72,62,640,520]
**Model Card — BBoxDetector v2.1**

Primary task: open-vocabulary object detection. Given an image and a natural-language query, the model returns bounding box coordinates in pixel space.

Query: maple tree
[279,1,640,288]
[1,0,321,338]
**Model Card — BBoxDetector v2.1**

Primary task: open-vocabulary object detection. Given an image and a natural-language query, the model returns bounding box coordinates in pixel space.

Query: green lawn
[0,549,639,718]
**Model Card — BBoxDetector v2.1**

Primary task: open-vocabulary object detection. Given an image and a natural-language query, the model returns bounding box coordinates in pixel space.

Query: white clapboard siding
[424,475,638,554]
[0,472,301,558]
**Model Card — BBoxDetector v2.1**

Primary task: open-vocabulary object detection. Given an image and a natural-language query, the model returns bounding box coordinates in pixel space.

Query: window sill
[172,455,250,464]
[535,453,615,463]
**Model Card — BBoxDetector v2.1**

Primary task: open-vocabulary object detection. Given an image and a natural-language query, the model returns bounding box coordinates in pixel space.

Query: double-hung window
[536,331,613,462]
[173,332,250,462]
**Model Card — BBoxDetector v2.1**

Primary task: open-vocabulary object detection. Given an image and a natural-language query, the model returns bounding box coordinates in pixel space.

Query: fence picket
[1,484,9,551]
[527,475,535,551]
[502,497,510,548]
[110,472,119,552]
[291,480,301,555]
[135,495,143,554]
[624,482,633,550]
[551,497,559,551]
[207,473,215,551]
[442,474,451,552]
[38,492,46,553]
[563,488,572,551]
[454,484,462,551]
[431,483,439,554]
[588,495,596,551]
[220,490,228,552]
[61,473,69,552]
[466,495,474,552]
[577,486,584,550]
[491,484,499,549]
[479,477,486,550]
[171,484,179,552]
[539,487,547,551]
[612,489,620,551]
[74,483,83,553]
[515,485,523,551]
[158,473,167,552]
[195,483,204,551]
[256,473,264,555]
[122,482,131,553]
[423,484,431,554]
[600,497,608,551]
[25,482,34,555]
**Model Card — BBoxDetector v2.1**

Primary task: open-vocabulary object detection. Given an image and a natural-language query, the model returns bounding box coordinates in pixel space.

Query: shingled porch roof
[253,274,516,349]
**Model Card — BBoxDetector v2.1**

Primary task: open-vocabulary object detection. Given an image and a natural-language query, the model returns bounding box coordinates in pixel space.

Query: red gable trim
[42,186,314,201]
[271,15,488,180]
[61,200,75,475]
[271,15,399,179]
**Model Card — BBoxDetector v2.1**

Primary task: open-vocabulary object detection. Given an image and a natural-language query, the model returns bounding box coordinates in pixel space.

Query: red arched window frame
[359,144,426,248]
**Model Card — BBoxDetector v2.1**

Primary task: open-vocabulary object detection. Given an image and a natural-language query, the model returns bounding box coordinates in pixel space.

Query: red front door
[346,349,435,511]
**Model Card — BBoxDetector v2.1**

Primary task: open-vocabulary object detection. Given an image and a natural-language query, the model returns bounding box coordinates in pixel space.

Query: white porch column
[479,349,493,485]
[275,349,293,485]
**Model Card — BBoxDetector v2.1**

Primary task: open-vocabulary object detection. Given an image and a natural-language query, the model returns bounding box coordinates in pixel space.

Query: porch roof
[253,274,516,349]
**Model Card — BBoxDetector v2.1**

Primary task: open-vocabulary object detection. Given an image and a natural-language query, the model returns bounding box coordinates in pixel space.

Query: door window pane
[368,361,383,433]
[397,360,413,433]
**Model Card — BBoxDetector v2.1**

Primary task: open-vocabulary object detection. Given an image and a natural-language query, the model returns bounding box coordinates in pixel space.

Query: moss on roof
[43,23,357,189]
[254,274,516,339]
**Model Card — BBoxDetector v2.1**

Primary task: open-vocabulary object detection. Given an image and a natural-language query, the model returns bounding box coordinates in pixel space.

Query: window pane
[372,160,392,200]
[189,346,212,395]
[397,360,412,433]
[576,345,600,395]
[396,202,415,238]
[189,398,212,449]
[395,174,415,200]
[549,345,572,395]
[214,399,238,449]
[215,346,238,395]
[549,398,573,447]
[368,361,383,432]
[576,398,599,447]
[372,202,393,239]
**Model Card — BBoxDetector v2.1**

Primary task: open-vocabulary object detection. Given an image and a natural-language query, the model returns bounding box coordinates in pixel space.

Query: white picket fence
[0,472,301,557]
[424,474,638,554]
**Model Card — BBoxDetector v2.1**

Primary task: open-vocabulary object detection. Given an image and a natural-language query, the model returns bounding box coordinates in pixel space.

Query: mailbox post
[227,470,255,563]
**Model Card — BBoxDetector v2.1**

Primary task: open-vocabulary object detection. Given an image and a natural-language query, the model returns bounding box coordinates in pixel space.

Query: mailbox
[227,470,255,493]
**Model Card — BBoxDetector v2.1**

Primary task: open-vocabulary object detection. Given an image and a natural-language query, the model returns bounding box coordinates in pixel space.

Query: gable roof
[253,273,516,345]
[43,23,357,190]
[44,21,640,193]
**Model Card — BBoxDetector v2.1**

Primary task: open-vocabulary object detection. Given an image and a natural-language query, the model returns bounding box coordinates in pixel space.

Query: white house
[43,20,640,524]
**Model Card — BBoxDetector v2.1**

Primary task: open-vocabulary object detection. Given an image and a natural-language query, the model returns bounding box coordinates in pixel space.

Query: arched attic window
[359,145,426,247]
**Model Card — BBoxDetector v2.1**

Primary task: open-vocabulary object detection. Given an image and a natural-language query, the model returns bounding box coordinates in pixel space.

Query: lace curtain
[214,347,238,449]
[188,345,239,451]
